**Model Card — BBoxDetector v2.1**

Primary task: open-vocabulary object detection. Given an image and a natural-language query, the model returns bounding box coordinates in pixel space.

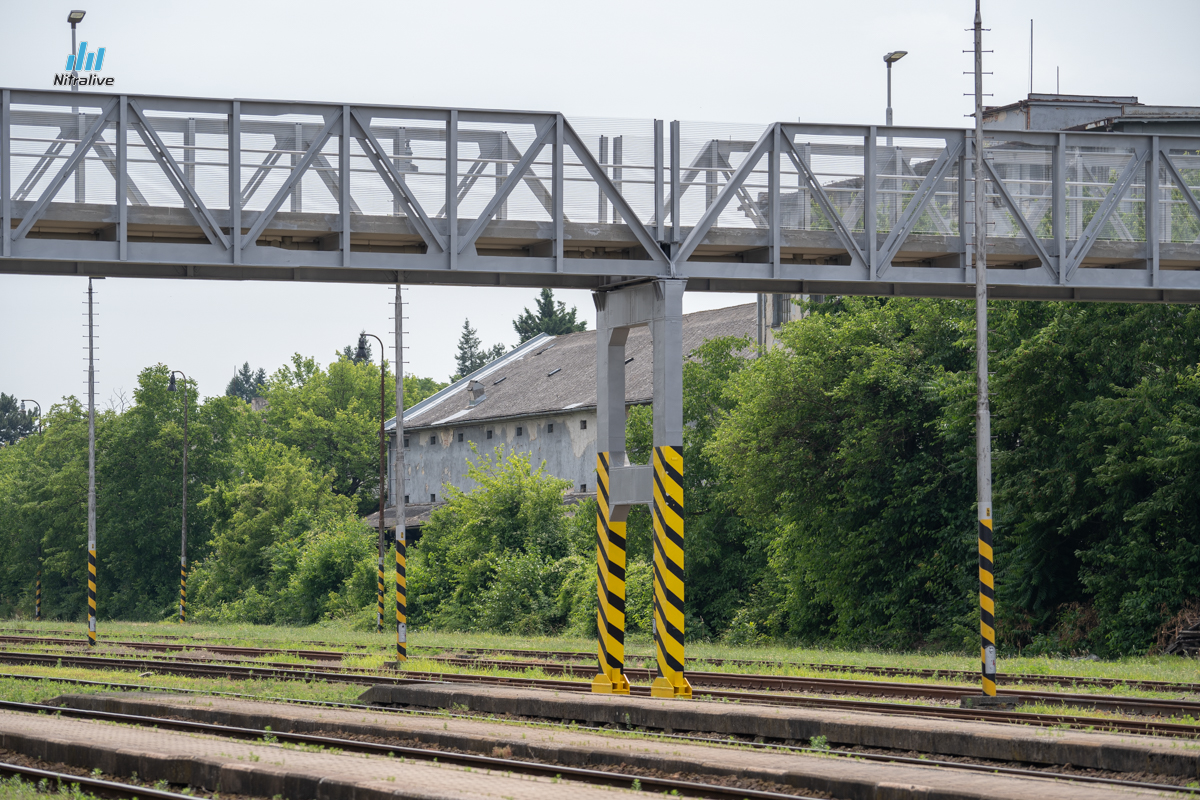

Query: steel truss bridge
[1,88,1199,302]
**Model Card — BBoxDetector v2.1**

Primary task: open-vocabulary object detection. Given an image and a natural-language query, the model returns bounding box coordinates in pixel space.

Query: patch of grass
[2,619,1196,695]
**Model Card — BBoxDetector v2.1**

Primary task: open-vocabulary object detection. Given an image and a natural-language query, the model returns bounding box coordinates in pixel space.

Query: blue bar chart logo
[55,42,114,87]
[66,42,106,72]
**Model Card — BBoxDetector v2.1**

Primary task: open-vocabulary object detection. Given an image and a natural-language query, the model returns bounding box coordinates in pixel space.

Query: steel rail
[425,644,1200,695]
[2,649,1199,738]
[0,700,819,800]
[0,634,343,661]
[0,760,199,800]
[424,655,1200,717]
[6,629,1198,699]
[6,674,1199,797]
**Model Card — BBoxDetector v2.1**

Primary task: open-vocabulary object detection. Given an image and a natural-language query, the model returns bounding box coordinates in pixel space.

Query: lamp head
[67,10,86,24]
[168,374,177,392]
[20,401,25,412]
[884,50,908,64]
[354,335,369,362]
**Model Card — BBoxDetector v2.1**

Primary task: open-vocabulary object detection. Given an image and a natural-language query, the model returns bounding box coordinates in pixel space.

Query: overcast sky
[2,0,1196,408]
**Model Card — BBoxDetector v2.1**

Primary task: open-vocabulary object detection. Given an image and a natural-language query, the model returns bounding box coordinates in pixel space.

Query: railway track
[0,634,344,662]
[439,645,1200,695]
[423,654,1200,718]
[2,648,1199,739]
[6,628,1194,697]
[0,760,200,800]
[0,699,818,800]
[8,691,1200,797]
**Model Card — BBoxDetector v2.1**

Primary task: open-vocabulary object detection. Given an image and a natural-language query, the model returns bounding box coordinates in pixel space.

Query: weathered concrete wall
[389,410,603,504]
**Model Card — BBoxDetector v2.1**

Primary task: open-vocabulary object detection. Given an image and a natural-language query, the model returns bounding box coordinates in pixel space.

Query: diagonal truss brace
[1062,148,1147,281]
[563,120,670,270]
[876,140,963,276]
[981,158,1056,281]
[349,109,446,254]
[1162,151,1200,237]
[457,117,555,255]
[129,100,229,250]
[10,97,118,242]
[783,135,867,264]
[781,132,867,270]
[673,124,774,267]
[241,110,343,251]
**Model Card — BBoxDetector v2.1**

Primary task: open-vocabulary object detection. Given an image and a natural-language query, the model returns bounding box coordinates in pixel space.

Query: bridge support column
[592,279,691,699]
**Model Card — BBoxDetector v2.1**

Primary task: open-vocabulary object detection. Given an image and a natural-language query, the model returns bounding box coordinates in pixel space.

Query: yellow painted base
[591,671,631,695]
[650,675,693,699]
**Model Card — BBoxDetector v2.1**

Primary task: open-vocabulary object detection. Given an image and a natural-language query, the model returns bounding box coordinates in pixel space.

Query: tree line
[3,295,1196,655]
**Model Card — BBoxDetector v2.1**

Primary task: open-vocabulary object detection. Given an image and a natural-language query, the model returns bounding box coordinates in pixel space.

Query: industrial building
[371,303,758,533]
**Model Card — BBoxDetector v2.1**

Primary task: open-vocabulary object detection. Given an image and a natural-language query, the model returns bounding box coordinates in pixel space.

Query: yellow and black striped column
[651,445,691,699]
[592,452,630,695]
[396,533,407,661]
[979,512,997,696]
[377,556,385,633]
[87,549,97,647]
[179,559,187,623]
[35,568,41,621]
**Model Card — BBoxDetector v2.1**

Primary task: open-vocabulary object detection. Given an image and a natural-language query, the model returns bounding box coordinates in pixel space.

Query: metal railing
[2,88,1198,302]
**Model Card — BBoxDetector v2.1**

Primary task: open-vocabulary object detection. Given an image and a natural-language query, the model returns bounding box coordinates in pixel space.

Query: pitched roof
[389,302,755,432]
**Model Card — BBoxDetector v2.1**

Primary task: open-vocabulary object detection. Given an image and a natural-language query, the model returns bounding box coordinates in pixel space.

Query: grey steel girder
[2,88,1199,303]
[594,279,686,514]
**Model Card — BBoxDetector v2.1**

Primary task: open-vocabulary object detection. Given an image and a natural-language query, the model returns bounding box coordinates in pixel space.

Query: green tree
[225,362,267,402]
[453,320,506,380]
[261,354,395,514]
[343,331,373,364]
[190,439,356,618]
[513,288,587,343]
[709,298,976,648]
[0,393,34,445]
[410,445,571,632]
[403,376,448,410]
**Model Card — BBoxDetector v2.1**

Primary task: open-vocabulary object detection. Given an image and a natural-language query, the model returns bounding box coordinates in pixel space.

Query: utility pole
[394,283,408,662]
[168,371,189,623]
[86,277,97,647]
[973,0,998,702]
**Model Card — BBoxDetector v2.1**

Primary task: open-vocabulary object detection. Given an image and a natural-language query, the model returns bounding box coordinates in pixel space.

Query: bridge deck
[3,88,1198,302]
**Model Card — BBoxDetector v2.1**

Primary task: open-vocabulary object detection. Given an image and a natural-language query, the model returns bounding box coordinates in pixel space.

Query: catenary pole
[86,277,97,647]
[974,0,997,698]
[394,283,407,662]
[168,371,189,623]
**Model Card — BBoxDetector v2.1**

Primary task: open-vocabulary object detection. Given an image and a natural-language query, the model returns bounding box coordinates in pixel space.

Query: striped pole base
[395,536,407,662]
[592,452,630,695]
[650,445,691,700]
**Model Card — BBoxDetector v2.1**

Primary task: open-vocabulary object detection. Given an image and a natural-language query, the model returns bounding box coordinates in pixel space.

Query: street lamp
[67,11,85,93]
[883,50,907,127]
[356,333,389,634]
[21,400,43,621]
[167,371,189,623]
[20,400,41,433]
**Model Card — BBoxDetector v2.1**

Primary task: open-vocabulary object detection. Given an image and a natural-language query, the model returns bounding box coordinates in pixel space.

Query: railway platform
[357,681,1200,778]
[42,691,1199,800]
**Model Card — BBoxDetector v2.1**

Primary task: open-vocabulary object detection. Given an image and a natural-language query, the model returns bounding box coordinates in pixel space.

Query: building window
[547,423,554,433]
[486,430,493,439]
[430,493,436,503]
[580,483,587,492]
[429,435,436,445]
[404,495,409,504]
[457,432,463,442]
[403,438,409,448]
[580,419,587,430]
[516,426,523,436]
